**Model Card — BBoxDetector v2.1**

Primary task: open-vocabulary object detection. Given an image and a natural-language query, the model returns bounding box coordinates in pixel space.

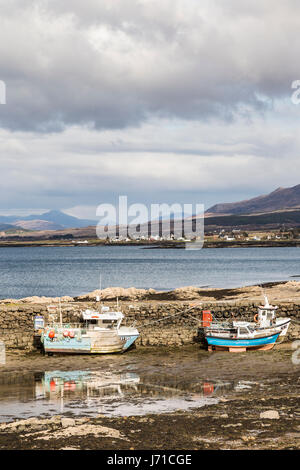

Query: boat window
[84,318,119,329]
[239,327,249,335]
[99,320,118,329]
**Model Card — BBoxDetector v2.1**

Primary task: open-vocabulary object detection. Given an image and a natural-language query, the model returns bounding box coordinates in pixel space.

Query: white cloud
[1,101,300,211]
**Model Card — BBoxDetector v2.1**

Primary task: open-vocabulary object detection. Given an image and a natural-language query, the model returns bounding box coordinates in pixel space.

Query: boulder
[61,417,76,428]
[75,287,151,301]
[19,296,73,304]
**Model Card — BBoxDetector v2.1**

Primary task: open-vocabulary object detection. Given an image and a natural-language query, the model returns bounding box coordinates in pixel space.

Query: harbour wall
[0,301,299,351]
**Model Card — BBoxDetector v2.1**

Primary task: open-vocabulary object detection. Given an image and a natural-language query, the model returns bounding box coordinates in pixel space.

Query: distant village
[1,223,300,246]
[205,228,300,242]
[70,227,300,245]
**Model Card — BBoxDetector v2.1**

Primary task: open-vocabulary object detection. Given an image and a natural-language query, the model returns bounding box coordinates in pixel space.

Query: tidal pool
[0,346,297,422]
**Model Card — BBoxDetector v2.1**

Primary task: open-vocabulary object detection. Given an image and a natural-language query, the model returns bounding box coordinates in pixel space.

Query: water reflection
[34,371,141,414]
[0,368,264,422]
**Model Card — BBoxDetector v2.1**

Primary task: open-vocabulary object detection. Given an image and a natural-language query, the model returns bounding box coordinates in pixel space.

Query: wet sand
[0,345,299,450]
[0,344,298,380]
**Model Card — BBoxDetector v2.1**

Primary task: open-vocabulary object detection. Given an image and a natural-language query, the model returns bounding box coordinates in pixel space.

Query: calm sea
[0,245,300,299]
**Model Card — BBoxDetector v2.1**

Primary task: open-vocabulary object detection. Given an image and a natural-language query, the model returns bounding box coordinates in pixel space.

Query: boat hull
[206,332,280,352]
[42,329,139,355]
[118,333,139,351]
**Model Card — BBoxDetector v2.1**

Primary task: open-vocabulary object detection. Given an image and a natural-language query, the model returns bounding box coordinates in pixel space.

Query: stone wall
[0,301,299,351]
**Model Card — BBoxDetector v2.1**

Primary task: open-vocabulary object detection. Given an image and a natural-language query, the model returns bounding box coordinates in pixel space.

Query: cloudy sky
[0,0,300,219]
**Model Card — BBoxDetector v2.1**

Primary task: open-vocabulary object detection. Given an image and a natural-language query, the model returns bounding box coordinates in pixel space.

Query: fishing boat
[41,304,139,355]
[202,296,291,352]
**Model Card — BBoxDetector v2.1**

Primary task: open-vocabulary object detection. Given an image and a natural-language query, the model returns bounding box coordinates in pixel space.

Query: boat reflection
[33,369,248,415]
[0,369,262,422]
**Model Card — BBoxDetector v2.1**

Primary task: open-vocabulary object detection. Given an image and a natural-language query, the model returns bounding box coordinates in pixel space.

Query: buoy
[48,330,55,339]
[203,382,214,395]
[63,330,69,337]
[68,330,75,338]
[202,310,212,327]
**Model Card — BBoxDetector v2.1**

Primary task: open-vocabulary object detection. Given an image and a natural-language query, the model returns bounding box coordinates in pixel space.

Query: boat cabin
[81,308,124,331]
[257,296,278,328]
[236,325,255,338]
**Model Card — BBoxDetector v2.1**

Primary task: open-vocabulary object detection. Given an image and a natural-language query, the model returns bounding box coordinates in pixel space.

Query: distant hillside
[0,210,97,230]
[13,219,64,231]
[204,210,300,231]
[0,223,23,231]
[207,184,300,216]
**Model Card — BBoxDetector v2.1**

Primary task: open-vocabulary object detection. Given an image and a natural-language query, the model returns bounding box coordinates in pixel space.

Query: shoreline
[0,239,300,248]
[1,279,300,303]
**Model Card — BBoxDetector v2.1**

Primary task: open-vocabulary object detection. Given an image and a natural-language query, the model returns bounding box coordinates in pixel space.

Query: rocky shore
[2,280,300,304]
[0,283,299,450]
[0,347,299,450]
[0,394,298,450]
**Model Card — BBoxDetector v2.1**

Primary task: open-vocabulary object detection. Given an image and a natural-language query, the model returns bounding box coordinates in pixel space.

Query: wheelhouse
[81,309,123,330]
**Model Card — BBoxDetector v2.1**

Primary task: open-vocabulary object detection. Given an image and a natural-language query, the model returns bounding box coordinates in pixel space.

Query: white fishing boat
[203,296,291,352]
[41,304,139,355]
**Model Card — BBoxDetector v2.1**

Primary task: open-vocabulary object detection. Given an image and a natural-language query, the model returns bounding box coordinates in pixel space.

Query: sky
[0,0,300,220]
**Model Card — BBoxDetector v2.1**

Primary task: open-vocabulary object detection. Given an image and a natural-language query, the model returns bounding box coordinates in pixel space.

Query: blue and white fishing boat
[205,328,280,352]
[41,305,139,355]
[203,296,291,352]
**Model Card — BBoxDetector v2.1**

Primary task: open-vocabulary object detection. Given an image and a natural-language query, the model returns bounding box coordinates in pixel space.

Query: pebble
[241,435,255,442]
[260,410,280,420]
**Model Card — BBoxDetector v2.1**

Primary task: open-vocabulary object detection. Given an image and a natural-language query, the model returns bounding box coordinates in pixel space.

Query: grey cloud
[0,1,299,132]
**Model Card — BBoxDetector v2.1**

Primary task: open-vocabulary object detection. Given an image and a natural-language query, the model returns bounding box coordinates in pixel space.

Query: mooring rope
[137,300,206,330]
[134,298,300,330]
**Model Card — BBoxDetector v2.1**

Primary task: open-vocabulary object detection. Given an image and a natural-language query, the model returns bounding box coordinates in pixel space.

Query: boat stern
[118,327,140,351]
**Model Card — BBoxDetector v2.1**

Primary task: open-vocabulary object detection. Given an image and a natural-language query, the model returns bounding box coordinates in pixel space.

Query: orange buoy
[254,314,259,323]
[68,330,75,338]
[63,330,69,337]
[48,330,55,339]
[203,382,214,396]
[202,310,212,327]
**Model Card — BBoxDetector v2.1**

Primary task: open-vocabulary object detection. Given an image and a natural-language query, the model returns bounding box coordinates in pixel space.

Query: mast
[59,297,62,326]
[96,274,102,310]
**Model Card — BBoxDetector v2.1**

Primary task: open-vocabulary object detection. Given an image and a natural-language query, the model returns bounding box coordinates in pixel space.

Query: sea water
[0,245,299,299]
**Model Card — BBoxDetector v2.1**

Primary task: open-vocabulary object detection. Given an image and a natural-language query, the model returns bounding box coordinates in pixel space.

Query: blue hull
[206,332,279,348]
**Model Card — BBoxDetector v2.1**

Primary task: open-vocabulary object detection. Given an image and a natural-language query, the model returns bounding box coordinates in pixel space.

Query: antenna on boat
[259,282,270,308]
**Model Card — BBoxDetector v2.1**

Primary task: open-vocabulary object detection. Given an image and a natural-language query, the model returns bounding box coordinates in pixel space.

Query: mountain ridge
[0,210,97,230]
[206,184,300,216]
